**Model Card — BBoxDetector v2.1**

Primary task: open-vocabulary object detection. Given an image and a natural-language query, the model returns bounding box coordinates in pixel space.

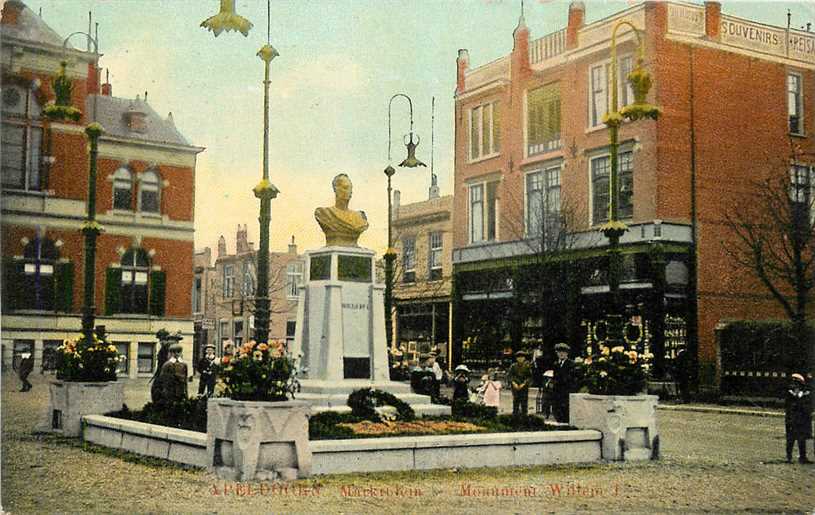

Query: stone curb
[657,404,783,417]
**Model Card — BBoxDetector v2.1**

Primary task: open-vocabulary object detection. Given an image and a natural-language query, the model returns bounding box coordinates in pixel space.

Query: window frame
[402,236,416,283]
[2,83,44,192]
[286,261,304,299]
[112,167,134,211]
[788,71,804,136]
[588,54,635,130]
[223,264,235,298]
[526,82,562,156]
[137,342,155,374]
[524,165,562,242]
[428,231,443,281]
[468,100,501,162]
[468,180,500,244]
[589,150,634,226]
[20,237,59,311]
[120,248,150,314]
[138,169,161,214]
[114,342,130,375]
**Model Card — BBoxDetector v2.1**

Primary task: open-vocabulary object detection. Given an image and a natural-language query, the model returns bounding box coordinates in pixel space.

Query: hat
[455,364,470,373]
[429,350,438,357]
[515,349,530,357]
[204,344,216,350]
[791,373,806,383]
[554,343,571,352]
[168,342,183,353]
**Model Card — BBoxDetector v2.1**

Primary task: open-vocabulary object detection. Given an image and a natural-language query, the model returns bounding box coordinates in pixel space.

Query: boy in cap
[508,350,532,418]
[197,344,218,397]
[784,373,812,463]
[552,342,574,423]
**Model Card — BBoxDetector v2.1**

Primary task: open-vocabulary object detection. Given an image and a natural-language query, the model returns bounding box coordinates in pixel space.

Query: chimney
[123,97,147,133]
[393,190,401,218]
[236,224,250,254]
[566,1,585,50]
[704,1,721,39]
[288,235,297,255]
[101,69,112,96]
[217,235,227,258]
[456,49,469,95]
[1,0,25,26]
[86,63,99,95]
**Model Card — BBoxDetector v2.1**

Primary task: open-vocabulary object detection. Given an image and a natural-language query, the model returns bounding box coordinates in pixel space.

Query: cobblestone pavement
[2,373,814,514]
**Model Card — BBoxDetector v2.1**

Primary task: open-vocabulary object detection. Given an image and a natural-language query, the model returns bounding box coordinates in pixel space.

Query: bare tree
[723,143,815,374]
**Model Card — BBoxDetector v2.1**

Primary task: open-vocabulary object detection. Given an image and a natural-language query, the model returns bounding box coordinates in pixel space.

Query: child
[483,371,502,409]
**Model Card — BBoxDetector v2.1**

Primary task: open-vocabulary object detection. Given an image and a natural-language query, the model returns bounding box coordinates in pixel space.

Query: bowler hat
[515,349,530,357]
[791,373,806,383]
[554,342,571,352]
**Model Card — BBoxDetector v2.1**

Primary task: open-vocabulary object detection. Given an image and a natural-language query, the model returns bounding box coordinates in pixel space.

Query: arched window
[22,237,58,310]
[139,170,160,213]
[112,167,133,210]
[2,83,43,191]
[121,248,150,313]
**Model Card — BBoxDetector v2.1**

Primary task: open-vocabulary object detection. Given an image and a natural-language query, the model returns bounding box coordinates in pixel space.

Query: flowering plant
[56,333,120,382]
[217,339,298,401]
[576,345,652,396]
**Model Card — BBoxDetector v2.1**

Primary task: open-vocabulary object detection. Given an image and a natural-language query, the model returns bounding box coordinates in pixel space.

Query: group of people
[506,343,575,421]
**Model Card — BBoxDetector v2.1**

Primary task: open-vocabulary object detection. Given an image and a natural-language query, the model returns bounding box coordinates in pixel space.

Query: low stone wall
[82,415,603,475]
[310,431,603,475]
[83,415,207,467]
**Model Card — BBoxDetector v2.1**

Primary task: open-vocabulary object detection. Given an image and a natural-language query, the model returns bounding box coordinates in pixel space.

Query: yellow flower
[257,343,269,352]
[601,346,610,356]
[253,350,263,361]
[108,345,117,353]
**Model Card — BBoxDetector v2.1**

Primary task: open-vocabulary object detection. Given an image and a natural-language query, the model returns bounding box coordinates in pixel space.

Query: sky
[20,0,815,256]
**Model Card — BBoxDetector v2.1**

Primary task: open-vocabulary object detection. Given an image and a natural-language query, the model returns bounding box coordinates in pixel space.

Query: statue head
[332,173,352,203]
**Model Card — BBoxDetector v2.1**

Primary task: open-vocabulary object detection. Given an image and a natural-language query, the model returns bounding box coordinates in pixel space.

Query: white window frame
[468,180,500,244]
[223,264,234,298]
[138,169,161,213]
[589,150,634,226]
[2,83,44,192]
[428,231,443,280]
[402,236,416,283]
[588,54,635,130]
[112,167,133,211]
[524,165,562,239]
[468,101,500,162]
[286,261,303,299]
[788,72,804,135]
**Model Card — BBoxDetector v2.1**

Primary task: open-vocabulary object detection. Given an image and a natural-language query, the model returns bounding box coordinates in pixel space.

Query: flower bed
[337,420,486,436]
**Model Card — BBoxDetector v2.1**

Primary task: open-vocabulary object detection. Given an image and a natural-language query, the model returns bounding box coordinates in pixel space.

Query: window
[112,167,133,210]
[526,167,562,245]
[223,264,234,298]
[234,320,244,346]
[193,277,202,313]
[121,248,149,314]
[286,261,304,298]
[790,164,815,224]
[469,101,500,161]
[42,340,61,372]
[402,237,416,283]
[469,180,499,244]
[21,237,59,311]
[137,342,154,373]
[241,261,255,297]
[286,320,297,345]
[428,232,443,281]
[2,83,43,191]
[789,73,803,134]
[527,83,561,155]
[219,320,229,344]
[591,151,634,225]
[139,169,160,213]
[115,342,129,375]
[589,56,635,128]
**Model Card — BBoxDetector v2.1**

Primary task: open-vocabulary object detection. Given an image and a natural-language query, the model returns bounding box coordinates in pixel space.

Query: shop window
[137,342,154,373]
[115,342,129,375]
[1,83,43,191]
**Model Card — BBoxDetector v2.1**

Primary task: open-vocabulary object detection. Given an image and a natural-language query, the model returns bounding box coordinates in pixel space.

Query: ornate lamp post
[384,93,426,347]
[45,33,103,343]
[252,42,281,345]
[600,22,659,347]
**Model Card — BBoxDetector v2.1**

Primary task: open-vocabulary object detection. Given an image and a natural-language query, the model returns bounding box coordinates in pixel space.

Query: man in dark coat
[508,350,532,418]
[197,344,218,397]
[18,352,34,392]
[674,348,691,403]
[785,373,812,464]
[159,340,188,404]
[552,342,575,423]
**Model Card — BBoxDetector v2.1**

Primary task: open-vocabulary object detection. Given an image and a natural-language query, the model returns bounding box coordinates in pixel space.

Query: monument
[291,174,448,416]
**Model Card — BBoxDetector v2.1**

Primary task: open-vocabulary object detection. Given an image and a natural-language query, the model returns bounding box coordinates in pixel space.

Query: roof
[2,0,74,49]
[87,95,194,148]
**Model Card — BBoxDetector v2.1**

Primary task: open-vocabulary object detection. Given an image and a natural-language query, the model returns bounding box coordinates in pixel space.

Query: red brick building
[451,1,814,391]
[1,1,203,377]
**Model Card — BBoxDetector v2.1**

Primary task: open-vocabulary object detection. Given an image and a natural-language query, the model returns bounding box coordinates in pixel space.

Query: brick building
[1,1,203,377]
[202,226,304,357]
[451,1,815,390]
[391,180,453,366]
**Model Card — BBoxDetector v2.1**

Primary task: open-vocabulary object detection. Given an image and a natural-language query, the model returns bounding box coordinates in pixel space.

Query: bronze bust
[314,173,369,247]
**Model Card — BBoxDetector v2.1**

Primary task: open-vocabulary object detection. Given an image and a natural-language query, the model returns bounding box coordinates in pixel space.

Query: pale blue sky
[22,0,815,255]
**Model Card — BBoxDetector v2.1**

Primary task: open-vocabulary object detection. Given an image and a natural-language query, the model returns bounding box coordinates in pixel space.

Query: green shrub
[347,388,415,422]
[308,411,357,440]
[107,397,208,433]
[451,400,497,419]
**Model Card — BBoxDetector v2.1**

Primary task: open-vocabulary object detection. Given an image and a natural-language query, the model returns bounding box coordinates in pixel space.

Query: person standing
[197,344,218,397]
[482,370,502,409]
[452,364,471,403]
[674,348,691,403]
[508,350,532,418]
[784,373,812,464]
[18,352,34,392]
[552,342,574,423]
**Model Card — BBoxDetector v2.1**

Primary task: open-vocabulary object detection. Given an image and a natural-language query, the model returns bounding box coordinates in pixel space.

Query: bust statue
[315,173,369,247]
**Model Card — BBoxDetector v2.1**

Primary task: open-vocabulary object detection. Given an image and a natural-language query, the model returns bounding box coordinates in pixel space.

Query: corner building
[451,1,815,391]
[1,1,203,377]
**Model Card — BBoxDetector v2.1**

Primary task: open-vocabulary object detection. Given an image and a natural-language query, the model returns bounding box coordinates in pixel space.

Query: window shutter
[149,270,166,317]
[105,267,122,315]
[2,258,23,311]
[53,261,74,312]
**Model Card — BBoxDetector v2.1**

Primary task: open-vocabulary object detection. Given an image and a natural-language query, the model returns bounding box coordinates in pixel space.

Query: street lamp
[600,21,659,348]
[384,93,426,347]
[44,32,103,343]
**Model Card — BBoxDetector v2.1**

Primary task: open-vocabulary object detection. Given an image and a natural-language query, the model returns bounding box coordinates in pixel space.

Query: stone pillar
[456,49,469,95]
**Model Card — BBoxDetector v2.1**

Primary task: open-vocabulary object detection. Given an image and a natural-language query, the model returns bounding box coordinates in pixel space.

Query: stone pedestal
[291,245,449,416]
[207,398,312,481]
[39,380,124,437]
[569,393,659,461]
